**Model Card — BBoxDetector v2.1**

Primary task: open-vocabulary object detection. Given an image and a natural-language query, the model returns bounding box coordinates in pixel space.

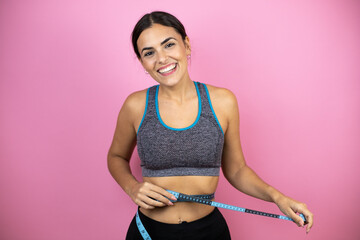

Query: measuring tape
[136,190,306,240]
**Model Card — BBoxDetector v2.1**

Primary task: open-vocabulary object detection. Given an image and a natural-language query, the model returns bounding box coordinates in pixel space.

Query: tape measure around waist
[136,190,306,240]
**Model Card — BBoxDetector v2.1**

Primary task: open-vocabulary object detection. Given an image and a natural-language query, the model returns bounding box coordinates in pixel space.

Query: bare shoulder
[109,89,148,159]
[123,89,147,110]
[202,83,239,133]
[119,88,148,124]
[203,83,238,112]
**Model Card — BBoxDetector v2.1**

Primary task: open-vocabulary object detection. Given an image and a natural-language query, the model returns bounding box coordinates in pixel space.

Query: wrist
[266,186,285,204]
[124,179,139,196]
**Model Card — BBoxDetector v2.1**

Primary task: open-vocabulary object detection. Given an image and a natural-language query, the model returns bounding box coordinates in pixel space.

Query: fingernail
[168,201,174,205]
[171,196,177,200]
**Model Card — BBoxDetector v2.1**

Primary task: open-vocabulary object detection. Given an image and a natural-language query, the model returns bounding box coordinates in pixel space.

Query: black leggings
[126,207,231,240]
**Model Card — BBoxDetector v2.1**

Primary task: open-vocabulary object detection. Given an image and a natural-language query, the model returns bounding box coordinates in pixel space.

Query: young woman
[107,11,314,240]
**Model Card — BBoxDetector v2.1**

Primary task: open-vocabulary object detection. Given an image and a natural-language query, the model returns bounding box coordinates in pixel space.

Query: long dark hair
[131,11,188,59]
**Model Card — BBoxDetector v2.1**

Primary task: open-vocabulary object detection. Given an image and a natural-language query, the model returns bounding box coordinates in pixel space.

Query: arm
[107,91,176,209]
[211,87,313,233]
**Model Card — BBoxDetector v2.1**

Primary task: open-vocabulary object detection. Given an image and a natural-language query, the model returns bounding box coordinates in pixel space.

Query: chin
[155,77,182,87]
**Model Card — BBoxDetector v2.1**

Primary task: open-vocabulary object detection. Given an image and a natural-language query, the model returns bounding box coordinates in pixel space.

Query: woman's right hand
[129,182,177,209]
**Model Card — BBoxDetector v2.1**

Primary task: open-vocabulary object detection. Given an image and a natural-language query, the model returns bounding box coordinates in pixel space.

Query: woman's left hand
[275,195,314,233]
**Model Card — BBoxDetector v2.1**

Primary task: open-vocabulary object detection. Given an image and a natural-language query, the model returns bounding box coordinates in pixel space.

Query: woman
[107,11,314,239]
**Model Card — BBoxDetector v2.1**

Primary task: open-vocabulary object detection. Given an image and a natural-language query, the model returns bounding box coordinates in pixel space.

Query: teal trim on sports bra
[137,88,150,135]
[202,83,224,135]
[155,81,202,131]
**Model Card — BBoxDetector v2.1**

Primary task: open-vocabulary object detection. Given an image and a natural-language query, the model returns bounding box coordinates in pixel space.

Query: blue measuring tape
[136,190,306,240]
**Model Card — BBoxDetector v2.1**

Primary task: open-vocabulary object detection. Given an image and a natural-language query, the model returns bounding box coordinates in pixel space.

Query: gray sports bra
[136,81,224,177]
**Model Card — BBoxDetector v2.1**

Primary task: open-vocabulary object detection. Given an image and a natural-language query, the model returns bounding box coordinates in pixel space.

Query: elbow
[107,150,129,170]
[107,150,118,171]
[107,152,113,172]
[222,162,247,185]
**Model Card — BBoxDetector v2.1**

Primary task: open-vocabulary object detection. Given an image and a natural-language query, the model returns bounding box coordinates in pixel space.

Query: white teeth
[158,64,176,73]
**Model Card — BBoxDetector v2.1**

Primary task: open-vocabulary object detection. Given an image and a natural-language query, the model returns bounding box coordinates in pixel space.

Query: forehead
[137,24,181,48]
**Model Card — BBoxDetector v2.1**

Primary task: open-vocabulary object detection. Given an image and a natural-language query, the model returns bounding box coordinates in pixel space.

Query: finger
[141,182,177,201]
[137,183,174,207]
[287,210,305,227]
[146,191,174,206]
[137,192,168,207]
[144,197,167,207]
[135,198,155,210]
[300,210,314,233]
[150,185,177,201]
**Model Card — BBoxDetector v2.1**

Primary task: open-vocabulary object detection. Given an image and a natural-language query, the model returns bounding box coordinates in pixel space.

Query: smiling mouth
[157,63,177,75]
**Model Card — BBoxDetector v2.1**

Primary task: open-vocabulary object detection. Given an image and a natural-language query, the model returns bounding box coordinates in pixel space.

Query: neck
[158,78,196,103]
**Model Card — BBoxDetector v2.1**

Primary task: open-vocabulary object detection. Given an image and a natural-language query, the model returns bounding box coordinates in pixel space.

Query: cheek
[142,59,155,70]
[173,51,186,62]
[180,49,189,60]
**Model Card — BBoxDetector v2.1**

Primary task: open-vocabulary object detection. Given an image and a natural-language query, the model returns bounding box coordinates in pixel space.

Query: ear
[184,36,191,56]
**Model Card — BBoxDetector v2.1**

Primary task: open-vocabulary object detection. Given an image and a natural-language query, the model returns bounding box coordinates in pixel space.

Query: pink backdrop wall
[1,0,359,239]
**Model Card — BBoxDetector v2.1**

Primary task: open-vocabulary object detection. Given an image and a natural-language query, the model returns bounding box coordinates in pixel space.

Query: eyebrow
[141,37,177,54]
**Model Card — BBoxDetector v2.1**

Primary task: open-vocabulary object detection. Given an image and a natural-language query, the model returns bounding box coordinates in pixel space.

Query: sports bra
[136,81,224,177]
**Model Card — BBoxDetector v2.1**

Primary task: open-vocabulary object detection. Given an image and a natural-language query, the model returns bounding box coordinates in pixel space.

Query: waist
[139,192,216,224]
[143,175,219,195]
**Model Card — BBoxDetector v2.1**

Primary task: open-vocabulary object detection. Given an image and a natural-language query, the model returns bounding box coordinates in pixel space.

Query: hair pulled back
[131,11,188,59]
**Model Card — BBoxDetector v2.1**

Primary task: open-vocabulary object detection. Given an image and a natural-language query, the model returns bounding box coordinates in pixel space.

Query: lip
[157,63,177,76]
[157,63,177,71]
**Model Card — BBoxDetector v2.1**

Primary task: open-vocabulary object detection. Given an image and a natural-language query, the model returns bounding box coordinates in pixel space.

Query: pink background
[1,0,359,239]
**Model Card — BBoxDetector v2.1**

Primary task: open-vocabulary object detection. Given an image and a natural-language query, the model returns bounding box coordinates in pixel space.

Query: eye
[165,42,175,48]
[144,51,154,57]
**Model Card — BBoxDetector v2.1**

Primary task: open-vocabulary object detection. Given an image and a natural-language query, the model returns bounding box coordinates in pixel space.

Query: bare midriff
[140,176,219,224]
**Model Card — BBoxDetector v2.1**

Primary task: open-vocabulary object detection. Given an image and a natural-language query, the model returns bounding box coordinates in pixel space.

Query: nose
[157,50,168,64]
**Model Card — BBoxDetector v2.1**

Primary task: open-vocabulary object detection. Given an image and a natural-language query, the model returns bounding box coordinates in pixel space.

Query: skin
[107,23,314,233]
